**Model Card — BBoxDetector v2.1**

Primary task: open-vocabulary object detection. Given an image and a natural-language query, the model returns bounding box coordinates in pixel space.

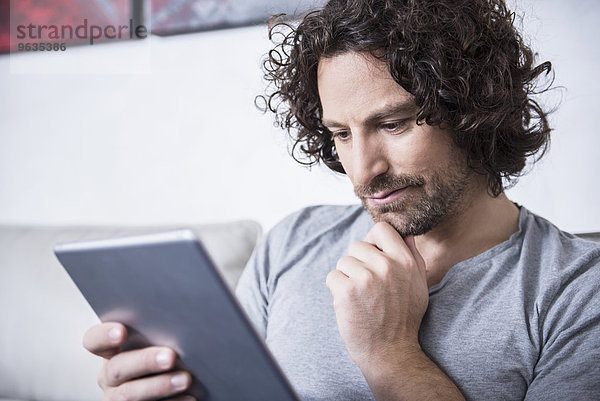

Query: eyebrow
[321,101,417,128]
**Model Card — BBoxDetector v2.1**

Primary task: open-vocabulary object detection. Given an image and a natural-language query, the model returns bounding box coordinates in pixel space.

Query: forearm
[361,344,465,401]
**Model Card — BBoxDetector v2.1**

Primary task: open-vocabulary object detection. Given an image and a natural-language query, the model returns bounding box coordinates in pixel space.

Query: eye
[331,130,352,142]
[380,120,408,133]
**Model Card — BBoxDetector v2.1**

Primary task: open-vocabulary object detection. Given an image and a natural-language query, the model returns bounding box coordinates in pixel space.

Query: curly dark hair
[258,0,553,196]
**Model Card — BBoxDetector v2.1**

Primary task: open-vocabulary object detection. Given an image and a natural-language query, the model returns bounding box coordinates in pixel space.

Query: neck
[415,179,520,287]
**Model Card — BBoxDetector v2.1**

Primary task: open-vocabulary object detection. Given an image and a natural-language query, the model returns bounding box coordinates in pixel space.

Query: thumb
[404,236,426,273]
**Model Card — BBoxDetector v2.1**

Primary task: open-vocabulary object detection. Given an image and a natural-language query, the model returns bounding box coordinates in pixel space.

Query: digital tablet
[54,229,300,401]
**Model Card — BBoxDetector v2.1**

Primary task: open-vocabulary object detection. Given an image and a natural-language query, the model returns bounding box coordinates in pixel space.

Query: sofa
[1,221,598,401]
[0,221,262,401]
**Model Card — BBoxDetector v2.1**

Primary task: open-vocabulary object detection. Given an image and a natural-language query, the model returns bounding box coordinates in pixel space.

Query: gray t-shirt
[235,204,600,400]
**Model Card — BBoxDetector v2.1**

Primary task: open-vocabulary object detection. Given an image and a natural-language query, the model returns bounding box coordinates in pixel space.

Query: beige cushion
[0,221,261,401]
[575,232,600,243]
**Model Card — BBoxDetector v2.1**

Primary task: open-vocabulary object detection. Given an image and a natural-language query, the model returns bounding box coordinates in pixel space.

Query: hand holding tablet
[83,322,194,400]
[55,229,299,401]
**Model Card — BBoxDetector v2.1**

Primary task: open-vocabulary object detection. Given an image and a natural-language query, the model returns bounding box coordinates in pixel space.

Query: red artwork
[1,0,131,54]
[0,0,326,54]
[0,0,10,53]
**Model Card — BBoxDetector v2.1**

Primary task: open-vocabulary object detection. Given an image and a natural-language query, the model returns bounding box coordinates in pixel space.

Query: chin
[373,210,436,237]
[373,212,411,236]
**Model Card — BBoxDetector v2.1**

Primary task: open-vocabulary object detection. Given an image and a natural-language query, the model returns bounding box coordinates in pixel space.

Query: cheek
[382,136,432,173]
[406,128,456,170]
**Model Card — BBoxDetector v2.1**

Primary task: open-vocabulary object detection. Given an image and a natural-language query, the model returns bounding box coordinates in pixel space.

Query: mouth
[366,187,409,206]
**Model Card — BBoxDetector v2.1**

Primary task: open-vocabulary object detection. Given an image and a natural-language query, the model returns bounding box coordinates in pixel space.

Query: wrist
[358,341,465,401]
[359,341,424,385]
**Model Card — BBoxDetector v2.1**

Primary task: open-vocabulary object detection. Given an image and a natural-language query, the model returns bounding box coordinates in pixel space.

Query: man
[84,0,600,400]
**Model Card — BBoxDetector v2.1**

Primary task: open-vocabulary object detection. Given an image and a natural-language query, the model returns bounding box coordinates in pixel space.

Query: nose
[350,133,389,186]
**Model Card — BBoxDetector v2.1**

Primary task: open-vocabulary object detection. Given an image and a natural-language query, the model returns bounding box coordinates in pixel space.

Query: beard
[354,164,472,237]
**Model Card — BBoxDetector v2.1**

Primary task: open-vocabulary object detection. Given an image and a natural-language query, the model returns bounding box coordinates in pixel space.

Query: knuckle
[104,359,125,385]
[373,221,388,233]
[352,268,373,288]
[336,255,351,269]
[355,267,373,285]
[347,241,361,254]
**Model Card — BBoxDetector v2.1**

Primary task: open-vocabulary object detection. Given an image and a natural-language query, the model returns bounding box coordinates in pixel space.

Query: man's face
[317,52,473,236]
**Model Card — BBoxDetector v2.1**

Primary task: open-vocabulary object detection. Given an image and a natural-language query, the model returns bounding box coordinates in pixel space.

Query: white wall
[1,0,599,232]
[504,0,600,233]
[0,25,356,231]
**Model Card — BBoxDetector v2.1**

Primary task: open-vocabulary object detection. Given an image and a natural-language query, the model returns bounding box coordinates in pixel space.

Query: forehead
[317,52,414,124]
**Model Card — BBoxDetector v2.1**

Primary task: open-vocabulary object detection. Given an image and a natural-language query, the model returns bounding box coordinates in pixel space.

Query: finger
[108,370,192,401]
[347,240,386,265]
[104,346,177,387]
[404,235,426,273]
[83,322,127,359]
[335,255,361,276]
[326,269,351,295]
[365,222,411,260]
[336,255,373,282]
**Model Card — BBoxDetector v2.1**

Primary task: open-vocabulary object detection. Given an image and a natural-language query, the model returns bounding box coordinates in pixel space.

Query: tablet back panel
[55,230,299,401]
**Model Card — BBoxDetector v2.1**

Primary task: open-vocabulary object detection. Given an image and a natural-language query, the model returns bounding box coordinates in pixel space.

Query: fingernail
[108,327,122,343]
[156,350,172,369]
[171,372,189,390]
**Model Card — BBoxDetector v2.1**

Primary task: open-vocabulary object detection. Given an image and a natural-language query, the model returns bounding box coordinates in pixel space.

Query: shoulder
[520,207,600,274]
[515,210,600,397]
[519,207,600,320]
